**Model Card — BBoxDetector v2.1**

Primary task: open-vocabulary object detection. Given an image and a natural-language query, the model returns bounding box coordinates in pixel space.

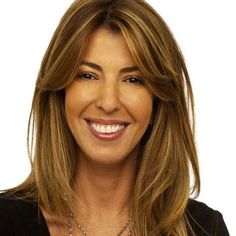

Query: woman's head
[20,0,200,235]
[37,0,186,93]
[65,27,153,166]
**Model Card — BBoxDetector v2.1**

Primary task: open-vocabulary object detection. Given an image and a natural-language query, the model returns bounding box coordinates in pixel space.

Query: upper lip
[85,118,130,125]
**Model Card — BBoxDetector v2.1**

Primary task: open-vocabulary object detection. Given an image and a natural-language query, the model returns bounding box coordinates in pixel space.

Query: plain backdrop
[0,0,235,234]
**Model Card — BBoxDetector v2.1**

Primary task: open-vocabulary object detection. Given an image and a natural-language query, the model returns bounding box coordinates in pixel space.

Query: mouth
[90,122,126,133]
[85,118,130,141]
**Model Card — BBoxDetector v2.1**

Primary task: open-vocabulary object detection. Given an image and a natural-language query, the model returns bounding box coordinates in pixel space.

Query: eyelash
[77,72,97,80]
[77,73,144,85]
[124,76,143,85]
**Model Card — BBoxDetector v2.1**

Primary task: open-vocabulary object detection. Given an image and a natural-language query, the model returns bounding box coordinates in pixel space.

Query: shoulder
[186,199,229,236]
[0,191,34,205]
[0,192,48,236]
[0,191,38,218]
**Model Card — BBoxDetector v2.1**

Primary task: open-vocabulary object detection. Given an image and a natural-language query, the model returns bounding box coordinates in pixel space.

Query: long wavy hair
[8,0,200,235]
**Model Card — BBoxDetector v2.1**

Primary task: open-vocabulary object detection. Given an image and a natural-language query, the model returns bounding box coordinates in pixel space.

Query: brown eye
[77,73,97,80]
[125,76,143,85]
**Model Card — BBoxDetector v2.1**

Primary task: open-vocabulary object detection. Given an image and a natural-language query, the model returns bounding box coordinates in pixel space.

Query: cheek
[65,83,93,116]
[122,90,153,123]
[65,89,78,119]
[65,85,84,129]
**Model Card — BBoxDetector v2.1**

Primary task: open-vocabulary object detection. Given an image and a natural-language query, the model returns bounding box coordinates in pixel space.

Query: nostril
[95,86,121,112]
[95,97,121,113]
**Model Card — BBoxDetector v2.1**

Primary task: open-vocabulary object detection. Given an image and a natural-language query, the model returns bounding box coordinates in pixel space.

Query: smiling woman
[65,28,153,165]
[0,0,229,236]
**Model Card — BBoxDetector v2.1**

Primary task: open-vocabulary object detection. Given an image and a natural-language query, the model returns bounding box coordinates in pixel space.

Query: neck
[73,154,137,219]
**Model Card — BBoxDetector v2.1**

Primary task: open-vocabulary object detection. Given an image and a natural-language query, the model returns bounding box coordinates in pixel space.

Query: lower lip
[86,121,127,141]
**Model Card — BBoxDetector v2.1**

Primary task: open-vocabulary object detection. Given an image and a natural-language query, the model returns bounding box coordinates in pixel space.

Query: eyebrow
[80,61,139,73]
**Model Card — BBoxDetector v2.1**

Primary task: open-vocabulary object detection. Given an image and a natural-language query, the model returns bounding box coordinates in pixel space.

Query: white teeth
[90,123,125,134]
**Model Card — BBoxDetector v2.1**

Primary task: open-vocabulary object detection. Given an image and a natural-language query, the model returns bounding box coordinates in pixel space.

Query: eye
[77,72,97,80]
[124,76,144,85]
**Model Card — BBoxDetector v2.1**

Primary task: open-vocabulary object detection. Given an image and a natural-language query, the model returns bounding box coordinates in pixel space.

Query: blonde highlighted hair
[8,0,200,235]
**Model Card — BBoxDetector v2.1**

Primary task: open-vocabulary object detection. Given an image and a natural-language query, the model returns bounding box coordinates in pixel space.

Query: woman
[0,0,229,235]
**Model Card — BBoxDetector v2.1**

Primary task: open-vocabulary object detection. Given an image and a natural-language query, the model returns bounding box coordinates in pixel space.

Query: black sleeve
[187,199,230,236]
[211,211,229,236]
[0,203,14,236]
[0,193,50,236]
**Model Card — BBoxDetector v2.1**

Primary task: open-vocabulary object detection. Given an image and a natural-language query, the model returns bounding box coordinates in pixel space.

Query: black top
[0,193,229,236]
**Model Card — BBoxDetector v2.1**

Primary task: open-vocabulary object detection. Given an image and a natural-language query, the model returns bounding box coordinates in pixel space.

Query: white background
[0,0,235,234]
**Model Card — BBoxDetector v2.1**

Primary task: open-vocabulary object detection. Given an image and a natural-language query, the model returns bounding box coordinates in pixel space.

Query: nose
[95,80,121,113]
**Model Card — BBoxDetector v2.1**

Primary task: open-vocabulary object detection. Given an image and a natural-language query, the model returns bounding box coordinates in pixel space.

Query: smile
[85,119,129,141]
[90,123,125,134]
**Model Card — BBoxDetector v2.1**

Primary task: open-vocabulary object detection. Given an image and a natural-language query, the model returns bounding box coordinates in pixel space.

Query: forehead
[82,27,136,66]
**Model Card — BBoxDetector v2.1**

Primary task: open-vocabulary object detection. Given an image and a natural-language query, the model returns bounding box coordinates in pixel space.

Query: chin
[78,149,136,167]
[86,155,127,166]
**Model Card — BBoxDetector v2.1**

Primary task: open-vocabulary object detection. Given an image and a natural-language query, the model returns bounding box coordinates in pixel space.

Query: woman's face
[65,27,153,165]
